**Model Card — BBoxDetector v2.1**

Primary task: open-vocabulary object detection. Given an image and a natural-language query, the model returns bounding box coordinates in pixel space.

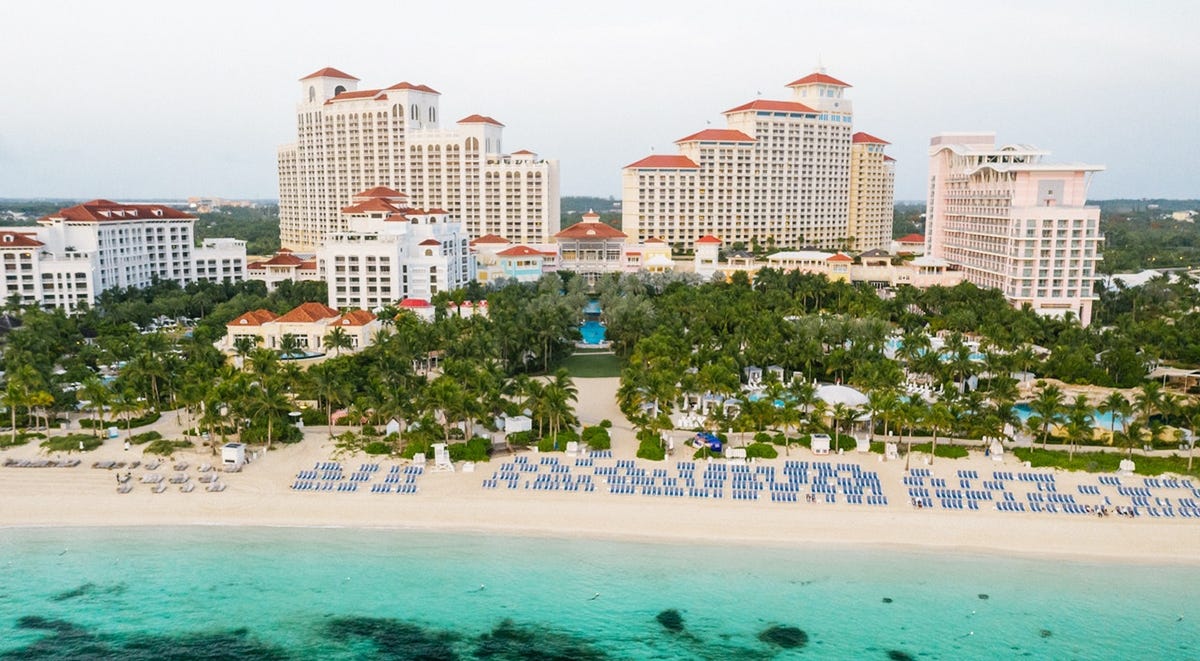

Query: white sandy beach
[3,377,1199,565]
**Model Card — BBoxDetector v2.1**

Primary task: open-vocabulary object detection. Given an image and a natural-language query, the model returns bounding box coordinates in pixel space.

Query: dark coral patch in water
[887,651,916,661]
[882,597,894,603]
[325,616,459,660]
[5,616,287,661]
[978,594,989,600]
[656,609,685,633]
[50,582,127,602]
[1039,629,1052,638]
[757,625,808,649]
[474,618,606,660]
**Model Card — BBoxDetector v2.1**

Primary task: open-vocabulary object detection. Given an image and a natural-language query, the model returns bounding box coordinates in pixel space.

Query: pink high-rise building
[926,133,1104,325]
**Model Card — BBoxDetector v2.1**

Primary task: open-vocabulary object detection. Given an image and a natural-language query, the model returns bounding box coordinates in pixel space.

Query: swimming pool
[1013,402,1124,430]
[580,320,607,345]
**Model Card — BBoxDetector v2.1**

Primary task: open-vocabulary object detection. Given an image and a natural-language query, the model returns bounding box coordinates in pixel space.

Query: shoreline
[5,376,1200,567]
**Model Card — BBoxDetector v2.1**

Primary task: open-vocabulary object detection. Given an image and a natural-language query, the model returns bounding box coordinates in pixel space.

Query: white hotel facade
[278,67,560,251]
[926,133,1104,325]
[1,200,246,312]
[622,71,894,253]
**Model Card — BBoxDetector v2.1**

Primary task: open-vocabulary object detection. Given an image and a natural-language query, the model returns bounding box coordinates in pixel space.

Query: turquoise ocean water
[0,526,1196,660]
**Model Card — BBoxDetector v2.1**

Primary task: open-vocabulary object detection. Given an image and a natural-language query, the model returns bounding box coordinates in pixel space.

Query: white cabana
[815,384,869,408]
[811,433,831,455]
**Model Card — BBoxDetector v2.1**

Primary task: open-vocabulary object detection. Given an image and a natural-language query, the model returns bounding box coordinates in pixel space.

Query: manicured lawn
[1013,447,1200,479]
[560,352,622,378]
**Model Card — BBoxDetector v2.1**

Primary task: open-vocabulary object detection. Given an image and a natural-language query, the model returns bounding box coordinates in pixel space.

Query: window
[411,104,419,121]
[428,107,436,122]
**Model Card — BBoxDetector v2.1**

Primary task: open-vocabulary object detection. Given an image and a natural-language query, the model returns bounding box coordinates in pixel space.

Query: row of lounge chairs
[5,458,80,468]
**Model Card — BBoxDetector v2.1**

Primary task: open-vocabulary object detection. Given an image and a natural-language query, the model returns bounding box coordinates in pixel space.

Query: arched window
[411,104,419,121]
[334,85,346,96]
[308,86,316,102]
[424,249,433,257]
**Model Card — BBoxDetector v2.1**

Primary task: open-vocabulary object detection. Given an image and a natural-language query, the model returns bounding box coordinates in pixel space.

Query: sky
[2,0,1197,202]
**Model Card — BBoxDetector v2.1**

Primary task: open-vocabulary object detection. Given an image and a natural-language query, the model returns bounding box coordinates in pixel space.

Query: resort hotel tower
[278,67,560,251]
[925,132,1104,325]
[621,69,894,253]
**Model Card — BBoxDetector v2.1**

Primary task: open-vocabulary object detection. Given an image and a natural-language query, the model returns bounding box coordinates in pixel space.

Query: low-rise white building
[221,302,380,355]
[1,200,246,312]
[246,249,320,291]
[317,187,475,310]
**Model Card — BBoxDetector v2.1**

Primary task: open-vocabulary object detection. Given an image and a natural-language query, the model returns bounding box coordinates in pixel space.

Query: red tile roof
[644,237,666,244]
[333,309,377,326]
[0,231,44,248]
[884,155,897,162]
[300,67,359,81]
[228,309,279,327]
[325,89,382,104]
[45,200,195,222]
[261,252,305,266]
[298,260,317,271]
[497,245,545,257]
[399,298,431,308]
[787,72,851,87]
[354,186,406,199]
[555,221,627,240]
[852,132,890,145]
[582,210,599,219]
[386,82,440,94]
[418,238,441,246]
[470,234,511,245]
[695,235,723,244]
[342,198,401,214]
[275,302,339,323]
[624,155,699,169]
[426,208,449,215]
[457,114,504,126]
[511,149,535,155]
[675,129,755,143]
[896,234,925,243]
[723,99,817,115]
[827,253,853,262]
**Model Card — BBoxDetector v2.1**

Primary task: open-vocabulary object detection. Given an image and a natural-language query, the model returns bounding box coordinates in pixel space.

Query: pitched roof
[497,245,545,258]
[555,221,627,240]
[325,89,382,104]
[354,186,406,199]
[261,252,305,266]
[45,200,195,222]
[457,114,504,126]
[827,253,853,263]
[228,309,278,327]
[859,248,890,258]
[675,129,755,143]
[399,298,431,308]
[896,233,925,243]
[341,198,402,214]
[723,99,817,115]
[582,210,600,219]
[385,81,440,94]
[787,72,851,87]
[852,132,890,145]
[0,231,44,248]
[470,234,511,245]
[275,302,339,323]
[298,260,317,271]
[884,155,897,162]
[644,237,666,244]
[300,67,359,81]
[333,309,377,326]
[624,155,699,169]
[511,149,535,155]
[418,238,441,246]
[695,235,723,244]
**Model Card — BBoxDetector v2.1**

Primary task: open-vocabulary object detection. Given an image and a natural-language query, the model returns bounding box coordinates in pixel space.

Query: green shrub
[360,425,380,437]
[908,442,969,459]
[770,432,789,446]
[506,431,534,447]
[144,439,193,456]
[637,437,666,461]
[581,425,611,450]
[0,431,44,448]
[448,437,490,462]
[80,410,161,429]
[239,422,302,445]
[364,441,393,455]
[400,437,432,459]
[128,431,163,445]
[301,408,327,426]
[753,432,773,444]
[693,447,719,460]
[599,419,612,429]
[40,434,104,452]
[448,427,465,440]
[745,442,778,459]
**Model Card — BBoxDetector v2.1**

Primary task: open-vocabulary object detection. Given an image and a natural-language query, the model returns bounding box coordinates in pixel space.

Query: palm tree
[899,399,923,471]
[1028,383,1064,449]
[232,336,259,371]
[1064,394,1093,462]
[79,376,111,438]
[1098,391,1132,446]
[279,333,303,359]
[308,363,350,439]
[1183,398,1200,471]
[829,402,858,452]
[1133,382,1164,428]
[248,382,290,448]
[924,400,954,465]
[323,326,354,357]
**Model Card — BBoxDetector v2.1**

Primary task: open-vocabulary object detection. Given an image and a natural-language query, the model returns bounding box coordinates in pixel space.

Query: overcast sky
[2,1,1196,202]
